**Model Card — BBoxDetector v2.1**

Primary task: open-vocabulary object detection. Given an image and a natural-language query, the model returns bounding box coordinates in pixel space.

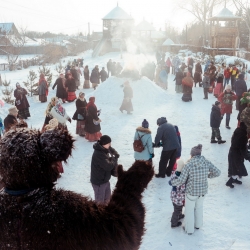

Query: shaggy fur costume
[0,128,154,250]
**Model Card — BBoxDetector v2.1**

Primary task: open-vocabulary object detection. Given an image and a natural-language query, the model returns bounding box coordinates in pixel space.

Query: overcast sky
[0,0,230,35]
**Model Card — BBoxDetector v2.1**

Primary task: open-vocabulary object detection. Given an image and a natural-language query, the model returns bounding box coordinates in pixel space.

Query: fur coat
[0,128,154,250]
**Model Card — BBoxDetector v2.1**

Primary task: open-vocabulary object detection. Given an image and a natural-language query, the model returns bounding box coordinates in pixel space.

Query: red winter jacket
[224,69,231,79]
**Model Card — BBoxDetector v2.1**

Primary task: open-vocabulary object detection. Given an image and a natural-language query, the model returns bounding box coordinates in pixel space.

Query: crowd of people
[1,51,250,238]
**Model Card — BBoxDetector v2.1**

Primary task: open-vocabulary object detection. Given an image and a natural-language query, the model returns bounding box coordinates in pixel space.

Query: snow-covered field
[1,51,250,250]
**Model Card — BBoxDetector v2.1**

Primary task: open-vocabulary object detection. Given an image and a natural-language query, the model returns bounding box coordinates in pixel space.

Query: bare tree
[175,0,224,45]
[4,27,27,70]
[232,0,250,49]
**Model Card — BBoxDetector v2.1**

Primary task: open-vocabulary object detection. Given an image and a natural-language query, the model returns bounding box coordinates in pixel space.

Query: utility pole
[88,22,90,38]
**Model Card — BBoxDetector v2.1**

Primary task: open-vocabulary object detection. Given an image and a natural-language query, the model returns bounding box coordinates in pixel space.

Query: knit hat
[8,106,18,116]
[225,84,232,90]
[190,144,202,157]
[142,119,149,128]
[215,101,220,106]
[176,159,184,172]
[99,135,111,146]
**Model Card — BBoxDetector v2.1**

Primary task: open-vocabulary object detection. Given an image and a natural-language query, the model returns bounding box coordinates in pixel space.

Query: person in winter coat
[159,66,168,90]
[85,97,102,142]
[111,62,116,76]
[72,92,87,136]
[166,57,172,74]
[83,65,90,89]
[230,65,239,91]
[41,97,58,132]
[75,65,82,89]
[100,67,108,82]
[154,117,180,178]
[70,66,79,89]
[202,71,210,99]
[210,101,226,144]
[170,144,221,235]
[208,61,217,86]
[50,99,71,128]
[14,82,30,119]
[120,81,133,114]
[107,59,112,77]
[170,159,185,228]
[3,106,18,133]
[182,72,193,102]
[174,125,182,158]
[194,62,202,87]
[65,73,76,102]
[235,73,247,110]
[52,73,67,102]
[134,119,154,162]
[90,66,100,90]
[240,101,250,137]
[172,55,181,75]
[174,69,183,93]
[226,122,248,188]
[90,135,119,204]
[38,73,48,103]
[224,66,231,88]
[187,57,194,77]
[213,74,224,98]
[218,85,237,129]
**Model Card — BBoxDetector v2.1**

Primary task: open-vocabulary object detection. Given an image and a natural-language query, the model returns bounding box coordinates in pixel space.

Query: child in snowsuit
[170,159,185,228]
[210,101,226,144]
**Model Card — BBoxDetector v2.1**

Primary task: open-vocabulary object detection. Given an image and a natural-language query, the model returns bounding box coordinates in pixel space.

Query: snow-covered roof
[162,38,175,46]
[151,31,166,40]
[134,20,155,31]
[209,7,241,21]
[0,23,14,34]
[103,6,133,20]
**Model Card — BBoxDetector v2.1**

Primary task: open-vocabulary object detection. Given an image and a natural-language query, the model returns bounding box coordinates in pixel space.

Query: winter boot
[226,177,234,188]
[155,173,165,178]
[218,139,226,144]
[233,178,242,185]
[171,221,182,228]
[226,126,231,129]
[210,139,218,143]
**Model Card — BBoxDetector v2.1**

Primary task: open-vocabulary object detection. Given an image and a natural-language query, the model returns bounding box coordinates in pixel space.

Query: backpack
[133,132,145,152]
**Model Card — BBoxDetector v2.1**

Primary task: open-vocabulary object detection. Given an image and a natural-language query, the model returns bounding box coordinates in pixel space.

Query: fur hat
[142,119,149,128]
[190,144,202,157]
[215,101,220,106]
[99,135,111,146]
[176,159,184,172]
[0,128,74,189]
[8,106,18,116]
[225,84,232,90]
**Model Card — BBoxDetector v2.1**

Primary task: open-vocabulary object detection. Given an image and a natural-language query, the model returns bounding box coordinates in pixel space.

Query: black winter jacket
[210,105,221,128]
[90,143,118,185]
[154,118,180,151]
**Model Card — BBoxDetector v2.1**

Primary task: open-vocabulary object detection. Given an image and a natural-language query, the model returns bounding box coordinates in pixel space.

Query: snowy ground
[1,51,250,250]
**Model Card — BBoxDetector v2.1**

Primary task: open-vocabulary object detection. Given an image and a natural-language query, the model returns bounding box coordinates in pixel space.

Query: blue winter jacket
[235,74,247,98]
[134,127,154,161]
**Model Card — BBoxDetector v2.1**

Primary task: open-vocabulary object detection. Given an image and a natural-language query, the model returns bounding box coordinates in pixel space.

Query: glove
[68,118,72,123]
[150,153,154,159]
[114,154,120,159]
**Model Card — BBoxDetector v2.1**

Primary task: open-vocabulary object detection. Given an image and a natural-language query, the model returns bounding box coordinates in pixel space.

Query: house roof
[0,23,15,34]
[134,20,155,31]
[162,38,175,46]
[209,7,241,21]
[103,6,133,20]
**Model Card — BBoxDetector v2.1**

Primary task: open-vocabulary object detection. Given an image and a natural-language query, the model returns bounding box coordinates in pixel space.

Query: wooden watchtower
[209,7,241,56]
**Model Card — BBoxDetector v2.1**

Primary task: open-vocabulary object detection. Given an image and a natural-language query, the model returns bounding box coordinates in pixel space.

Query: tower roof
[209,7,241,21]
[134,20,155,31]
[103,6,133,20]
